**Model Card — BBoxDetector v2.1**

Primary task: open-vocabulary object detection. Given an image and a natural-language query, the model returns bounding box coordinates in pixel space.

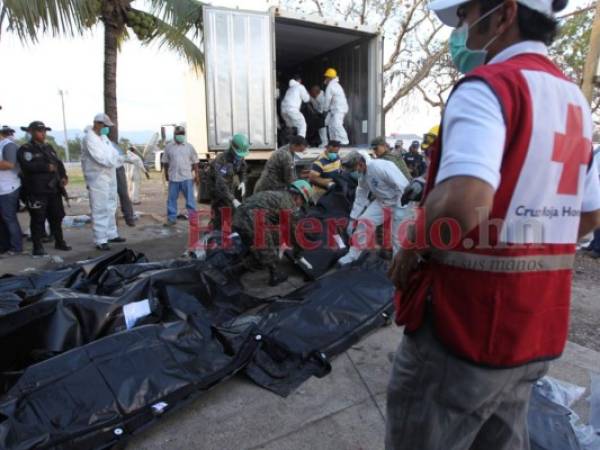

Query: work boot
[96,243,111,251]
[268,268,288,287]
[32,245,47,257]
[55,241,72,251]
[126,220,136,227]
[108,237,126,243]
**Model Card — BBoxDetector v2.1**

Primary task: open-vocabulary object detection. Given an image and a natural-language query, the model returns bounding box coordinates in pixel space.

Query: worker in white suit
[309,85,329,147]
[125,146,148,204]
[281,75,310,138]
[81,113,126,251]
[338,151,409,266]
[323,68,350,145]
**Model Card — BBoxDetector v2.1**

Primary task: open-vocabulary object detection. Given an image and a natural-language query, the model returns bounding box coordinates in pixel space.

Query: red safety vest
[395,52,595,367]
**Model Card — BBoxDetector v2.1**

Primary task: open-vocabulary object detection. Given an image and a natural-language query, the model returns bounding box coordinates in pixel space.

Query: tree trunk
[104,23,119,142]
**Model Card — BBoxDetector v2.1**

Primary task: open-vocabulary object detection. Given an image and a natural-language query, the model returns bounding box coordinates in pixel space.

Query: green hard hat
[230,133,251,158]
[289,179,313,204]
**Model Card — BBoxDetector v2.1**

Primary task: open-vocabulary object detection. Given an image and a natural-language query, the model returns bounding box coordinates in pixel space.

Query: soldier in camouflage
[233,180,313,286]
[207,134,250,230]
[371,137,412,181]
[254,135,308,194]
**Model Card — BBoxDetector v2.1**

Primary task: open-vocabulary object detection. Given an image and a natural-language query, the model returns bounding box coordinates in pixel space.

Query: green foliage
[67,137,83,161]
[551,8,594,83]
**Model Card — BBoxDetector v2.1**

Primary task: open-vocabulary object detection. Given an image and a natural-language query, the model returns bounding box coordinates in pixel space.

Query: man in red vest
[386,0,600,448]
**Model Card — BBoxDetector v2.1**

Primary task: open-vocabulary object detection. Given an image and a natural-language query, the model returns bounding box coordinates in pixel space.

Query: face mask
[175,135,185,144]
[100,127,110,136]
[449,3,503,74]
[327,152,338,161]
[349,171,360,181]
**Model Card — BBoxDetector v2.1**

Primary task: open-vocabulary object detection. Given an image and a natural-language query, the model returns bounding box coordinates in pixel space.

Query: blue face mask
[175,135,186,143]
[449,4,503,74]
[327,152,338,161]
[100,127,110,136]
[349,171,360,181]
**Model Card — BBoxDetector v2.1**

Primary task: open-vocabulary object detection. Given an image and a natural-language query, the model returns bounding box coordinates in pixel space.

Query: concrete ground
[1,174,599,450]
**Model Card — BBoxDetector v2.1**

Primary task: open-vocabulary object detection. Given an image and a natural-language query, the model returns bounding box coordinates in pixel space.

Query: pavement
[2,175,599,450]
[126,325,600,450]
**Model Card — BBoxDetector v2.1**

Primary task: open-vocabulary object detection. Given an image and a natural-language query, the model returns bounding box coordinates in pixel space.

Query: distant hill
[14,129,156,146]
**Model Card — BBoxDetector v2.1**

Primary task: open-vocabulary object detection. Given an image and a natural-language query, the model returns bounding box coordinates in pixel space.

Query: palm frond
[0,0,99,42]
[142,13,204,70]
[146,0,204,39]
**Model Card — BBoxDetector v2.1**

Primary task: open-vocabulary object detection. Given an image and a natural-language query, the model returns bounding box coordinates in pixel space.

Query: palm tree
[0,0,204,141]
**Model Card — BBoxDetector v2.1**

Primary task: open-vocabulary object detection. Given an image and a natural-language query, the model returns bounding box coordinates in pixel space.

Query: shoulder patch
[24,151,33,161]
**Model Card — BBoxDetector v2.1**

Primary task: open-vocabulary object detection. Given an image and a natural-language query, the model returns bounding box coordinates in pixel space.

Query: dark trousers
[590,228,600,253]
[28,193,65,249]
[116,166,134,222]
[211,199,233,231]
[0,188,23,252]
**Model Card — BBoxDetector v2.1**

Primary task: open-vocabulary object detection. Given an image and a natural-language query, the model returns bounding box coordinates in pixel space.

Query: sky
[0,0,590,144]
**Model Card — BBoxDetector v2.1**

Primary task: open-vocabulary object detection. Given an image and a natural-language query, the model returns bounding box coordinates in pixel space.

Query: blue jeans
[167,180,196,222]
[0,188,23,252]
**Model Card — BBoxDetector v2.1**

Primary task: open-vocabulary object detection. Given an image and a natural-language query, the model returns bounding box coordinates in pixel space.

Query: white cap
[93,113,114,126]
[428,0,554,27]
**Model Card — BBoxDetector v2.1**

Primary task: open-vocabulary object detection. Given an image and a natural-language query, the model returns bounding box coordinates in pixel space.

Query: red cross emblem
[551,104,592,196]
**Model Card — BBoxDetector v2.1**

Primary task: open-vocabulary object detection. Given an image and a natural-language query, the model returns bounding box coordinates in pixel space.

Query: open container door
[203,6,276,151]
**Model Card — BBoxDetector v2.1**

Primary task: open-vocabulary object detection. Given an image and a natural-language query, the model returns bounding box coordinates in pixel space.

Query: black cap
[21,121,51,132]
[370,136,387,148]
[0,126,15,135]
[327,140,342,148]
[174,126,186,135]
[411,140,420,146]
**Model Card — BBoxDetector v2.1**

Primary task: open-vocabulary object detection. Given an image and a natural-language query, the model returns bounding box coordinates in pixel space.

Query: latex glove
[233,199,242,208]
[346,219,356,237]
[237,182,246,197]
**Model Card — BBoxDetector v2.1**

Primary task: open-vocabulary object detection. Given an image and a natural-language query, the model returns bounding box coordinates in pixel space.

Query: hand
[61,178,68,187]
[388,249,421,292]
[48,164,57,172]
[326,181,336,191]
[233,199,242,208]
[300,169,311,179]
[237,182,246,197]
[346,219,356,237]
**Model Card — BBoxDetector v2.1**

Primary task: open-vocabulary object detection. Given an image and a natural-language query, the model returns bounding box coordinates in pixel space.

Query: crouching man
[232,180,313,286]
[338,151,410,266]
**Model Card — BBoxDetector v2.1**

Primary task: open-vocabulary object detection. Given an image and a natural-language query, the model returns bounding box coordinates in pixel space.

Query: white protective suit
[281,79,310,138]
[324,77,349,145]
[81,127,121,245]
[125,150,145,204]
[310,91,329,147]
[339,158,410,265]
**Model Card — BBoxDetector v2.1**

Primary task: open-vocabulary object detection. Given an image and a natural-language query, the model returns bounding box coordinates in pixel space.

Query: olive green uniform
[254,145,296,193]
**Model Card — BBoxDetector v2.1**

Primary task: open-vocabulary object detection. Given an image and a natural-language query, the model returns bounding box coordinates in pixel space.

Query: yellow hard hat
[427,125,440,137]
[324,68,337,78]
[421,124,440,151]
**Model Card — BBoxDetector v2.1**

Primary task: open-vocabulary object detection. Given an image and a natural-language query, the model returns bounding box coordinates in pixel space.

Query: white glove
[346,219,356,237]
[237,182,246,197]
[233,199,242,208]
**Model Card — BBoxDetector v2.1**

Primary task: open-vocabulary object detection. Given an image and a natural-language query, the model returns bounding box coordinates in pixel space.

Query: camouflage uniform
[232,190,298,270]
[379,151,412,181]
[253,145,296,193]
[208,149,247,229]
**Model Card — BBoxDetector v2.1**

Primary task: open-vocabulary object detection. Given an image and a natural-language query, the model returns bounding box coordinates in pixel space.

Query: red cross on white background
[551,104,592,196]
